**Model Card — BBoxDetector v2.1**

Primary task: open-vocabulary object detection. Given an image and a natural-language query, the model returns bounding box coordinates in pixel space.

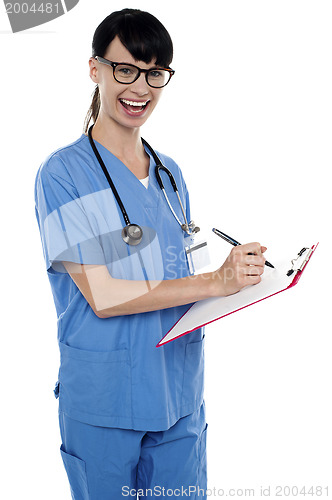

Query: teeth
[120,99,149,107]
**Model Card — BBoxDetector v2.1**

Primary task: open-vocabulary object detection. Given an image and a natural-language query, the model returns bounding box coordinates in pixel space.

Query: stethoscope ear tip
[189,221,200,234]
[181,222,200,235]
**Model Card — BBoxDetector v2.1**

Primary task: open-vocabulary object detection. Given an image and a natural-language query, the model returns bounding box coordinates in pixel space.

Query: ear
[89,57,99,84]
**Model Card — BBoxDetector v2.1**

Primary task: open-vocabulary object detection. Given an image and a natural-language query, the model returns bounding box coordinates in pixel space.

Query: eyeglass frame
[94,56,175,88]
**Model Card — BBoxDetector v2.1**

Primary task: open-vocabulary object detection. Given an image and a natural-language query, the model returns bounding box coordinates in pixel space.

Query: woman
[34,8,266,499]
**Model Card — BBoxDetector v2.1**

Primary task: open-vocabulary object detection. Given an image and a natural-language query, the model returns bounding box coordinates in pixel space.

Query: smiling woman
[87,35,168,143]
[34,7,267,500]
[83,8,174,135]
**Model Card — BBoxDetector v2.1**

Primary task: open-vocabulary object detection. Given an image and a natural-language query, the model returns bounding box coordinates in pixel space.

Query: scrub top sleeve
[35,156,105,273]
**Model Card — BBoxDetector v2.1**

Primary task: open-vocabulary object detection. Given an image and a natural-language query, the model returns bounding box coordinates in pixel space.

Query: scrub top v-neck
[34,133,205,431]
[139,175,149,188]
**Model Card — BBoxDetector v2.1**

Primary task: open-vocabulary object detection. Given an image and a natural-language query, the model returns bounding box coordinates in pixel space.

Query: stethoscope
[88,125,200,245]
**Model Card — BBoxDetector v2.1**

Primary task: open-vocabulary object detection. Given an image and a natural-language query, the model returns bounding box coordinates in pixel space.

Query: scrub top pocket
[181,337,205,409]
[58,342,131,426]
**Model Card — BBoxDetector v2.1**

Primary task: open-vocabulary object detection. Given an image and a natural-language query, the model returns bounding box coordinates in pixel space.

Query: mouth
[119,98,150,115]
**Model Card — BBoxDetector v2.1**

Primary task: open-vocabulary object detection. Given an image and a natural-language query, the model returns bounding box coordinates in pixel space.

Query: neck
[90,112,145,163]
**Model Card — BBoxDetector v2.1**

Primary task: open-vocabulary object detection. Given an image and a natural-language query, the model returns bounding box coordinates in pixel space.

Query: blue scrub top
[34,133,205,431]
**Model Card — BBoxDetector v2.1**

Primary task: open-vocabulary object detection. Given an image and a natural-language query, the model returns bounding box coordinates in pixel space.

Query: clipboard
[157,243,318,347]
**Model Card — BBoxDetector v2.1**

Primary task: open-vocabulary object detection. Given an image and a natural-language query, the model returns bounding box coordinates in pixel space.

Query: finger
[261,246,267,253]
[245,254,266,266]
[235,262,264,277]
[244,274,262,285]
[245,265,265,276]
[239,242,263,256]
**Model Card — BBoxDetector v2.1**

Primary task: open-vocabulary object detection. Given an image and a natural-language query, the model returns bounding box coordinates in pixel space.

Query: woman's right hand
[210,242,267,297]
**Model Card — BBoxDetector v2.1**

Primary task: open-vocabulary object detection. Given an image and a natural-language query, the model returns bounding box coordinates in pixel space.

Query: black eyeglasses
[94,56,175,88]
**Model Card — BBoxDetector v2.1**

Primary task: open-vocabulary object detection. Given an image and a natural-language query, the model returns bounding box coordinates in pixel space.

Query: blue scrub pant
[59,403,208,499]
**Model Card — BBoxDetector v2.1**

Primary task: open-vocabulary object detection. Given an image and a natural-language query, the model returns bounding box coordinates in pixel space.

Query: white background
[0,0,330,498]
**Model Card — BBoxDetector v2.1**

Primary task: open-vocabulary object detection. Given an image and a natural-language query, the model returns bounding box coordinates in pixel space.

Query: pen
[212,228,275,269]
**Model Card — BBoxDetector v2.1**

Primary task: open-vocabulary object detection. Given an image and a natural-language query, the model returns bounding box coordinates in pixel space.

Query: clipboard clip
[286,247,313,276]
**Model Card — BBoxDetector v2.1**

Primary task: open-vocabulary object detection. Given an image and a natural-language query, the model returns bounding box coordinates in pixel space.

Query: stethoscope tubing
[88,125,130,226]
[142,136,190,229]
[88,124,194,238]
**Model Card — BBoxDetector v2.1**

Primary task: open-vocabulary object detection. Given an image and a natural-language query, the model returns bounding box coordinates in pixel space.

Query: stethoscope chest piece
[121,224,143,246]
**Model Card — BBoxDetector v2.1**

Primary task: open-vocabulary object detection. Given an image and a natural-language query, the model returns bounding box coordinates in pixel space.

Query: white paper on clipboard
[157,243,318,347]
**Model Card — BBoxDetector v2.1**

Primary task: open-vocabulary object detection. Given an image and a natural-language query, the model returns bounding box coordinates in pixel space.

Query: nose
[129,72,149,96]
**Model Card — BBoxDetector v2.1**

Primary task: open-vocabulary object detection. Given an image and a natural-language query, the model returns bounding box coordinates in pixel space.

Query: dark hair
[83,8,173,133]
